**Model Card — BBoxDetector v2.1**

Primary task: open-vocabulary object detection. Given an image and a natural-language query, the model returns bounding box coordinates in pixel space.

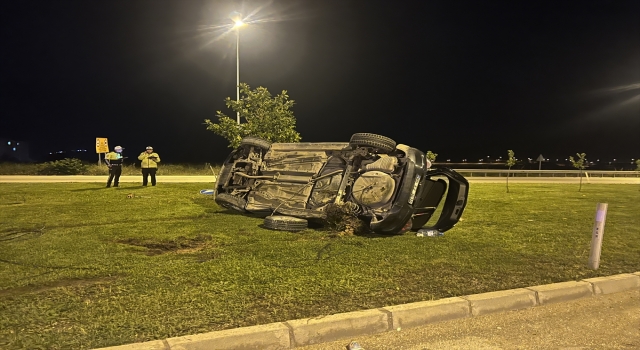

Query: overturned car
[215,133,468,234]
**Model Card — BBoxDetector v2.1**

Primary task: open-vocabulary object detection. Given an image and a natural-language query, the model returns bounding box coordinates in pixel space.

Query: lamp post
[231,14,245,125]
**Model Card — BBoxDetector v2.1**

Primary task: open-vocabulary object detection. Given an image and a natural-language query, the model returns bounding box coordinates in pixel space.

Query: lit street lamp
[231,12,245,125]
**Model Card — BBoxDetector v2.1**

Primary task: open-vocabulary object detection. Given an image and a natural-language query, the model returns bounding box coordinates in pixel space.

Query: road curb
[94,272,640,350]
[166,322,290,350]
[582,273,640,295]
[383,297,470,330]
[461,288,537,316]
[286,309,389,347]
[526,281,594,305]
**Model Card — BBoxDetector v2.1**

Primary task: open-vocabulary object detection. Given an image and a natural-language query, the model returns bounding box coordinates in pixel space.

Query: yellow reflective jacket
[105,152,123,165]
[138,152,161,168]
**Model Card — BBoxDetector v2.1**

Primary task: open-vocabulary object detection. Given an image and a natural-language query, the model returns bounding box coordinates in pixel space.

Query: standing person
[105,145,125,188]
[138,146,160,186]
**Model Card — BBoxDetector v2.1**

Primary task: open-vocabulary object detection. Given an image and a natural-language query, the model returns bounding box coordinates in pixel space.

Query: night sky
[1,0,639,164]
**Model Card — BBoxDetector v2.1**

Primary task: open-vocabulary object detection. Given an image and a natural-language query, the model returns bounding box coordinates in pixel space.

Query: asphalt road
[300,290,640,350]
[0,175,638,184]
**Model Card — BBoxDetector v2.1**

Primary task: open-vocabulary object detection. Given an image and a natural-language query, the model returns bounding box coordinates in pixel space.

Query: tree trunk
[579,170,583,192]
[506,167,511,193]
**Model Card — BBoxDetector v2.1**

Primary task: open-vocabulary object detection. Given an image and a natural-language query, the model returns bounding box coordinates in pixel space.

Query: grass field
[0,183,638,349]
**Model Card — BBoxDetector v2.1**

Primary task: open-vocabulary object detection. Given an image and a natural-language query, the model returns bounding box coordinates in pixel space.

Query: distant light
[49,152,52,155]
[7,141,10,145]
[597,159,600,161]
[16,142,19,146]
[446,159,451,162]
[233,20,245,28]
[12,147,16,151]
[613,159,616,161]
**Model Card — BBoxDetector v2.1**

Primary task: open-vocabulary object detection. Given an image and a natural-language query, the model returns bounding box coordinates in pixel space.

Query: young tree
[569,152,587,192]
[204,83,301,148]
[506,150,516,193]
[425,151,437,169]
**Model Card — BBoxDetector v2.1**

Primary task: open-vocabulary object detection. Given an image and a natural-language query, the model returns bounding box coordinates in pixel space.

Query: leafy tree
[636,159,640,171]
[204,83,301,148]
[425,151,437,169]
[506,150,516,193]
[569,152,587,192]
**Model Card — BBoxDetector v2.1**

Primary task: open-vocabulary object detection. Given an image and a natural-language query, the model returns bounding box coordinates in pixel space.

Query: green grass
[0,183,638,349]
[0,163,219,176]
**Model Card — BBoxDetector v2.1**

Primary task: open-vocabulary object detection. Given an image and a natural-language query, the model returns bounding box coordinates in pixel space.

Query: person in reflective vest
[105,145,125,187]
[138,146,161,186]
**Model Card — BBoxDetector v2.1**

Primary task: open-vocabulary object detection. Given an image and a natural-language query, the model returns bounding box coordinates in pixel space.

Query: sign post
[536,154,545,171]
[588,203,608,270]
[96,138,109,166]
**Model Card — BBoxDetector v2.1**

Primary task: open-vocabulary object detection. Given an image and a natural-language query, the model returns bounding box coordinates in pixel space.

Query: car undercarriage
[215,133,469,234]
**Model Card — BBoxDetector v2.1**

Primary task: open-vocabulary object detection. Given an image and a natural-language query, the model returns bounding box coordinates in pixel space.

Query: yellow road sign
[96,138,109,153]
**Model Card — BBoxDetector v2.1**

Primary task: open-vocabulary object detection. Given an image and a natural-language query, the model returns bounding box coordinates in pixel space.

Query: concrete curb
[167,322,290,350]
[462,288,537,316]
[95,272,640,350]
[383,296,470,330]
[583,273,640,295]
[526,281,594,305]
[286,309,389,347]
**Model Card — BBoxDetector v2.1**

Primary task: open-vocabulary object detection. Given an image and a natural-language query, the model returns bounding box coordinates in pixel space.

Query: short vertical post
[98,153,101,166]
[588,203,608,270]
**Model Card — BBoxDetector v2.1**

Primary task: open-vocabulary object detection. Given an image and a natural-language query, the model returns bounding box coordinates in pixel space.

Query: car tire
[264,215,308,231]
[349,133,396,154]
[215,193,247,212]
[240,136,271,150]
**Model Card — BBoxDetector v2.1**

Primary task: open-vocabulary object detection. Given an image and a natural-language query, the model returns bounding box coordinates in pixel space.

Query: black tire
[215,193,247,212]
[264,215,308,231]
[240,136,271,151]
[349,133,396,154]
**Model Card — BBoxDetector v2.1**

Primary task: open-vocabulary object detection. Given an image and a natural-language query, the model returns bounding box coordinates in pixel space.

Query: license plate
[408,174,421,205]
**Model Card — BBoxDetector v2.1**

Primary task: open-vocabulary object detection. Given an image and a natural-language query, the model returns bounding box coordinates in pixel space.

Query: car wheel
[264,215,308,231]
[349,133,396,154]
[215,193,247,212]
[240,136,272,151]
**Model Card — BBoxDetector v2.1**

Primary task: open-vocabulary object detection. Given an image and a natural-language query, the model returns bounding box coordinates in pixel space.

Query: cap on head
[146,146,153,150]
[114,146,123,152]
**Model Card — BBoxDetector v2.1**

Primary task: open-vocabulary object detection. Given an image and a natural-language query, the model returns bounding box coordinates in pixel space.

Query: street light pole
[236,27,240,125]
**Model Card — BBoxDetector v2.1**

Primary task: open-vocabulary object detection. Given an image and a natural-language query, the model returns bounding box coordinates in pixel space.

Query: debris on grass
[324,203,369,236]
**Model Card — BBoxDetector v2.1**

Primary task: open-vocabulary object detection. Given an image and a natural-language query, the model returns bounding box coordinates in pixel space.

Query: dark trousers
[142,168,157,186]
[107,166,122,187]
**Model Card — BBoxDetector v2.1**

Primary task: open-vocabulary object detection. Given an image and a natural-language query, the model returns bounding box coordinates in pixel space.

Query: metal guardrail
[451,169,640,178]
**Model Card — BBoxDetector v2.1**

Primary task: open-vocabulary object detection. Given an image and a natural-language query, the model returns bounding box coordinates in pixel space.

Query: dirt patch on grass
[0,276,117,297]
[118,234,213,256]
